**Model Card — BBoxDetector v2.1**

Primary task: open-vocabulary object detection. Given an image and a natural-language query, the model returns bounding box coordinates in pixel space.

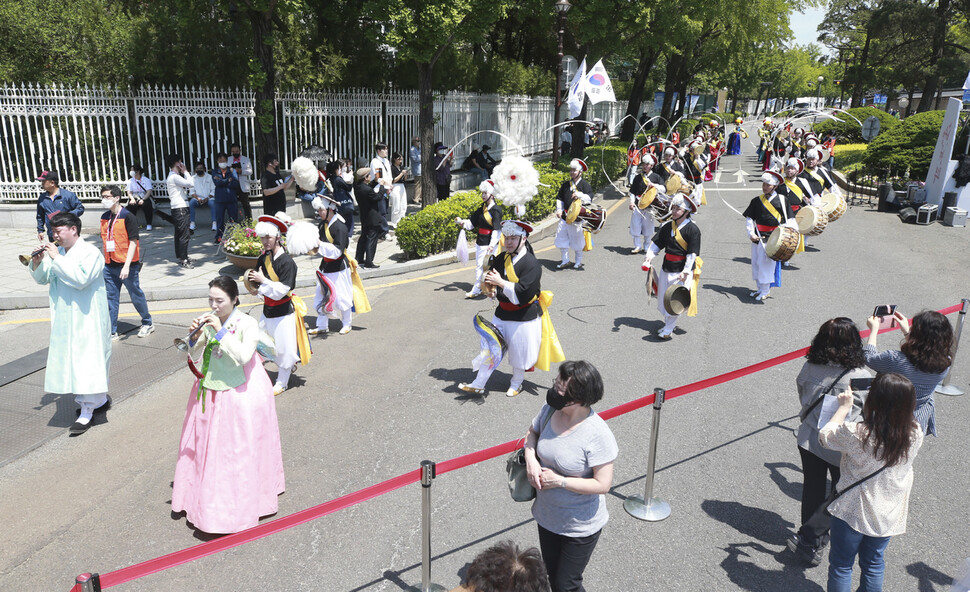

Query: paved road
[1,146,968,591]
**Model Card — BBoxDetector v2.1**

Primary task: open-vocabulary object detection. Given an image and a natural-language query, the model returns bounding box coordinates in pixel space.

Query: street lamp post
[551,0,572,166]
[817,75,824,110]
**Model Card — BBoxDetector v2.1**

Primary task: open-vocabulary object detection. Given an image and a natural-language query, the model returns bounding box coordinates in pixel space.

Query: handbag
[507,408,553,502]
[802,465,888,536]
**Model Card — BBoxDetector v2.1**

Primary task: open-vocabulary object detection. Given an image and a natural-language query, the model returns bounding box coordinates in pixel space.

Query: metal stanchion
[419,460,446,592]
[624,388,671,522]
[74,573,101,592]
[937,298,968,396]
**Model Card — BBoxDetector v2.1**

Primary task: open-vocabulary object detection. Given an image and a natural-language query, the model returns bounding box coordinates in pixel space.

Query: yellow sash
[345,254,372,314]
[503,255,564,371]
[265,255,312,365]
[784,180,804,200]
[324,223,334,244]
[583,230,593,251]
[482,204,492,226]
[672,223,703,317]
[758,194,783,224]
[806,168,825,187]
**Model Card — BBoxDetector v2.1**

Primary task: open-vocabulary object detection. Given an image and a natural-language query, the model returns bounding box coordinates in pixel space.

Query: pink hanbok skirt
[172,356,285,534]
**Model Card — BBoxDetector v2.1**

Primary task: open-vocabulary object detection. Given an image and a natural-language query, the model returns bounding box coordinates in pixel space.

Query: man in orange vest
[100,185,154,340]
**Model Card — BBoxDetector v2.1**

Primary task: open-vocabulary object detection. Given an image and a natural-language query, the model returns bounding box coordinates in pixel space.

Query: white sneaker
[137,325,155,338]
[339,326,352,335]
[189,222,196,231]
[145,225,152,231]
[211,222,218,231]
[307,327,329,335]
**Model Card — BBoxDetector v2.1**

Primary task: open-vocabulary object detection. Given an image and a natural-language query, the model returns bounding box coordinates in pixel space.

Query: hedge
[811,107,899,143]
[396,143,627,259]
[862,110,944,179]
[833,143,867,172]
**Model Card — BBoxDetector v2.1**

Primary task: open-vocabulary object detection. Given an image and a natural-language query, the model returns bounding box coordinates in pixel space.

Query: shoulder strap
[800,367,852,422]
[833,465,889,499]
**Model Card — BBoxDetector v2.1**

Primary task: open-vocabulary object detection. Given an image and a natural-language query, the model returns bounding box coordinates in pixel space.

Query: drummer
[799,148,840,199]
[554,158,594,270]
[641,193,701,339]
[656,147,685,183]
[628,154,666,255]
[742,170,798,302]
[777,158,818,210]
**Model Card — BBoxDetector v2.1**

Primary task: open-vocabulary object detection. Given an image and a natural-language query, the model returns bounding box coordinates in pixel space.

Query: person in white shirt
[126,165,155,230]
[229,142,254,220]
[165,153,195,268]
[369,143,393,238]
[189,160,216,233]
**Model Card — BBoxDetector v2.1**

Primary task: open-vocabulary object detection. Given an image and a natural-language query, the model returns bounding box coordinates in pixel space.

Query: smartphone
[873,304,897,318]
[849,377,873,392]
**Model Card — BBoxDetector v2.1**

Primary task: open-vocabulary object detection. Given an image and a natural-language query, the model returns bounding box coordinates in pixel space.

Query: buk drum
[576,204,607,233]
[765,226,800,262]
[795,205,829,236]
[820,191,847,222]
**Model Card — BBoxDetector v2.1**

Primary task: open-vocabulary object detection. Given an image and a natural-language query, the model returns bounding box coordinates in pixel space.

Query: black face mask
[546,387,569,410]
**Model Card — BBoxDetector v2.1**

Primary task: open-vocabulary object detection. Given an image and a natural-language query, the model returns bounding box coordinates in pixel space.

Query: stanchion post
[624,388,671,522]
[74,573,101,592]
[419,460,446,592]
[937,298,968,396]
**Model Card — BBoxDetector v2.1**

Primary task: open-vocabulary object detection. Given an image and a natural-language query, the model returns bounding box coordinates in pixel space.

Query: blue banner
[873,93,887,105]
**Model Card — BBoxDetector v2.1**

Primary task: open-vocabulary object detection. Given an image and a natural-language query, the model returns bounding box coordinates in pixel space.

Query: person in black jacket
[326,159,356,235]
[308,195,354,336]
[353,168,383,268]
[455,180,502,298]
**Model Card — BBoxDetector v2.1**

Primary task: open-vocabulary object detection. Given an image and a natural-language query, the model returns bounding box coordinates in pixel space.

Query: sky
[790,6,827,50]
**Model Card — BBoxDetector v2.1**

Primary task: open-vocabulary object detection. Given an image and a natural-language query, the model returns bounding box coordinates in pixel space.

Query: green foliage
[833,143,867,171]
[863,110,944,178]
[396,145,626,259]
[221,220,262,256]
[811,107,899,143]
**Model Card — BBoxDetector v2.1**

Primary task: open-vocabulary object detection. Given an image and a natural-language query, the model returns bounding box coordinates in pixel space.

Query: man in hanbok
[455,179,502,298]
[554,159,594,270]
[743,171,797,302]
[308,195,355,336]
[628,154,666,255]
[28,212,111,435]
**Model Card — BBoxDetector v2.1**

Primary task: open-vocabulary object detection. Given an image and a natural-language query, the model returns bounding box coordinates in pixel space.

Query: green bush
[395,143,626,259]
[811,107,899,143]
[833,143,867,171]
[862,110,943,179]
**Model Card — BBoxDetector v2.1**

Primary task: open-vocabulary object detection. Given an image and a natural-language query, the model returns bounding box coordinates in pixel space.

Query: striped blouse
[863,344,947,437]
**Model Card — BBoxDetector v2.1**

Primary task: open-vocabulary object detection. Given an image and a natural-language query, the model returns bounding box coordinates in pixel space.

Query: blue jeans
[189,197,210,223]
[104,263,152,333]
[212,199,239,240]
[827,516,891,592]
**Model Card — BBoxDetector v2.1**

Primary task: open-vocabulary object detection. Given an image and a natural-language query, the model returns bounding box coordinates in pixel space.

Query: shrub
[862,110,943,179]
[221,219,262,256]
[811,107,899,143]
[833,143,867,171]
[395,143,626,259]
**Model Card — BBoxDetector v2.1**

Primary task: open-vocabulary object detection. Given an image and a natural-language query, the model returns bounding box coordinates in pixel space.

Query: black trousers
[127,197,154,226]
[237,189,253,220]
[797,446,840,547]
[354,224,380,265]
[537,524,601,592]
[172,207,191,261]
[436,183,450,201]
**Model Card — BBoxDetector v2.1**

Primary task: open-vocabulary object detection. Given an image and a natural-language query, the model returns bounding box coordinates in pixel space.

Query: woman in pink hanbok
[172,275,285,534]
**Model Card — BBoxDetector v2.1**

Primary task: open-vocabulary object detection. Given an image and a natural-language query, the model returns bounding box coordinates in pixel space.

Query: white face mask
[101,198,115,208]
[218,162,228,169]
[129,170,135,177]
[341,172,353,183]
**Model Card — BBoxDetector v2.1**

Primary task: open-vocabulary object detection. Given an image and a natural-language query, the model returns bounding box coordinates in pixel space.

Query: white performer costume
[628,154,666,253]
[457,180,502,298]
[643,194,701,338]
[554,159,594,269]
[743,171,798,301]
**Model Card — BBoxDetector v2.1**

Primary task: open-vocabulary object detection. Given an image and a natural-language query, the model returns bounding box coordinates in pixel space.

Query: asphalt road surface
[1,144,968,591]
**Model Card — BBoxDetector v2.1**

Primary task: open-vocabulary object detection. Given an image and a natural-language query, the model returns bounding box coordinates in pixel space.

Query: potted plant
[221,220,263,269]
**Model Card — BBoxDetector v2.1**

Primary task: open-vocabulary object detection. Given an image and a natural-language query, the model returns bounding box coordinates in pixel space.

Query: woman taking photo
[820,372,923,591]
[524,360,618,592]
[789,318,871,565]
[172,275,285,534]
[389,151,409,229]
[864,310,952,436]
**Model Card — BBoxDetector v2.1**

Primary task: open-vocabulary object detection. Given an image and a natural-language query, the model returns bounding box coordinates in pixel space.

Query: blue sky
[790,6,827,49]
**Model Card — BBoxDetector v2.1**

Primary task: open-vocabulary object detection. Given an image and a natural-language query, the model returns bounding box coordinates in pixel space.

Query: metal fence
[0,84,625,202]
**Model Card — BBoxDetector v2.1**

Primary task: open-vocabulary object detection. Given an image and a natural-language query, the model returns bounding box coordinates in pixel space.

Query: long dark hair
[806,317,865,368]
[901,311,952,374]
[862,372,917,466]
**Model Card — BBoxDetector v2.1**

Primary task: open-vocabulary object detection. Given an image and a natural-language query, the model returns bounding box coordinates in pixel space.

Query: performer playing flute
[456,180,503,298]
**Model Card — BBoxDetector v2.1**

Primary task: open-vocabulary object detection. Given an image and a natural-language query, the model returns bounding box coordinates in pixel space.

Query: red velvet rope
[76,303,963,589]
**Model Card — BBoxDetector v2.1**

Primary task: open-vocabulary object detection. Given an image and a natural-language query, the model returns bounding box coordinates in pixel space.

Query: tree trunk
[621,48,659,141]
[918,0,950,113]
[849,34,871,109]
[248,9,278,163]
[660,54,683,131]
[417,61,437,206]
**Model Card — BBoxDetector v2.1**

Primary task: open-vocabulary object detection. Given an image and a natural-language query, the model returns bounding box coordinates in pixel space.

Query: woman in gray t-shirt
[524,360,618,592]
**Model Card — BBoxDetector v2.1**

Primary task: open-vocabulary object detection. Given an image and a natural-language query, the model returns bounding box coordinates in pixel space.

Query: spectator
[126,165,155,230]
[260,153,293,217]
[524,360,618,592]
[864,310,953,436]
[369,143,393,239]
[433,143,453,201]
[560,128,572,156]
[229,142,254,220]
[211,152,241,243]
[99,185,154,340]
[465,144,488,183]
[820,372,923,592]
[353,167,383,268]
[450,540,550,592]
[480,144,497,175]
[789,318,870,566]
[27,212,111,436]
[35,171,84,242]
[189,160,215,233]
[326,160,356,235]
[409,135,422,204]
[388,151,408,228]
[165,154,195,268]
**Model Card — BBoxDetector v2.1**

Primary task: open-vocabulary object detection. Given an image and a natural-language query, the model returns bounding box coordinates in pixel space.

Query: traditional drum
[665,174,683,195]
[820,191,847,222]
[795,205,829,236]
[576,204,607,233]
[764,226,800,262]
[637,185,658,209]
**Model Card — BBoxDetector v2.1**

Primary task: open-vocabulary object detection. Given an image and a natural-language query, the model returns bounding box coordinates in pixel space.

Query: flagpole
[552,0,572,167]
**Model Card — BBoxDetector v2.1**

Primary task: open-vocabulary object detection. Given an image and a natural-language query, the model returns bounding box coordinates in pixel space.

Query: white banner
[567,58,587,118]
[923,97,962,207]
[584,59,616,105]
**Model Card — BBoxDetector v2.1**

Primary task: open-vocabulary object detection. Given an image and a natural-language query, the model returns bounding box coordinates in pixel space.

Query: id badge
[106,240,115,252]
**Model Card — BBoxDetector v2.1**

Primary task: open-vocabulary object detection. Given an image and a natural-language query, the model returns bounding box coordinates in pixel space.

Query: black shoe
[362,262,380,269]
[69,419,92,435]
[179,259,195,269]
